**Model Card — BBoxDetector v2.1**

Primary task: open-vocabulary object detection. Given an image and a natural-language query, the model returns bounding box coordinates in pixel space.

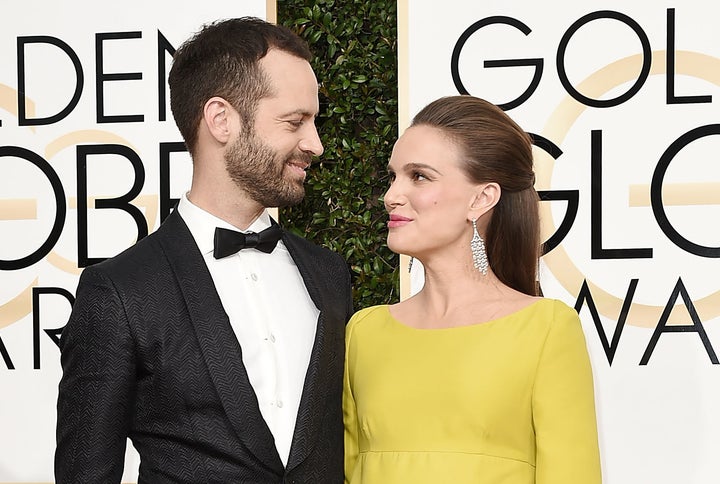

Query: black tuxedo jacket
[55,210,353,483]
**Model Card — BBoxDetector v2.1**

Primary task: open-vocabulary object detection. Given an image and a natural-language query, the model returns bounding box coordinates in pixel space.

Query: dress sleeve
[343,315,360,484]
[533,301,602,484]
[54,268,136,483]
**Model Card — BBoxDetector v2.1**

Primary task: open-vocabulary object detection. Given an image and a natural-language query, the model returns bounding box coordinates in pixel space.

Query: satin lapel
[157,212,283,473]
[281,233,328,470]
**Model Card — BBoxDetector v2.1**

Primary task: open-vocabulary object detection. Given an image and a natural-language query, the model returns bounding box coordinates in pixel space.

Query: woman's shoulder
[525,298,585,341]
[537,297,580,322]
[346,305,391,346]
[492,295,575,323]
[348,305,391,327]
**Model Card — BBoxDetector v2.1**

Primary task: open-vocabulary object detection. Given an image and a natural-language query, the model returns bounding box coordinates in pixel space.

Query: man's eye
[413,172,427,181]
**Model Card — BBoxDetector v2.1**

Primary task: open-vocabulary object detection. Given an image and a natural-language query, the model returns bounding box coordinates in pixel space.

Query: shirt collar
[177,193,273,256]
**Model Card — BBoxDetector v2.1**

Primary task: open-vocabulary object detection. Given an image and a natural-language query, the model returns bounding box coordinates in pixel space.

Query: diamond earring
[470,219,488,275]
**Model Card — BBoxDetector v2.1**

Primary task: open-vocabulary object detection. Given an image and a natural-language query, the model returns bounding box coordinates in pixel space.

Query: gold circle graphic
[539,50,720,328]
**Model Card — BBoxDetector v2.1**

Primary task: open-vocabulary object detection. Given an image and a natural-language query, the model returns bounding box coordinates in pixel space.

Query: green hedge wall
[278,0,399,307]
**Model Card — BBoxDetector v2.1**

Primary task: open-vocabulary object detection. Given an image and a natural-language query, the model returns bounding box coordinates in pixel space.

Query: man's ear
[468,182,501,221]
[202,96,235,144]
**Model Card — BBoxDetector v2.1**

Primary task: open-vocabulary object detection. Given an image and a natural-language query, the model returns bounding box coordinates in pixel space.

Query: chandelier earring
[470,218,488,275]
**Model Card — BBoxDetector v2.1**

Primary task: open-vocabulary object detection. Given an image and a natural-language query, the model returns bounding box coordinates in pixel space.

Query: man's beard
[224,131,311,208]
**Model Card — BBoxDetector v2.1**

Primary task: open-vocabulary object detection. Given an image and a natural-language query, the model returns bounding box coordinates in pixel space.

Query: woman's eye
[413,172,427,181]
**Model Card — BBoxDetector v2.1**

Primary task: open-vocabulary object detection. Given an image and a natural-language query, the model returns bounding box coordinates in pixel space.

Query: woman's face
[383,125,480,259]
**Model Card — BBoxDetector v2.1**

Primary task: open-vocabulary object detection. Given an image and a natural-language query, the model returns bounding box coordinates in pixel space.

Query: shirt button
[276,399,284,408]
[251,273,258,281]
[269,333,276,343]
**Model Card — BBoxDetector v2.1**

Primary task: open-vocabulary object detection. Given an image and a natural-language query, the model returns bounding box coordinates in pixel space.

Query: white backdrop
[400,1,720,482]
[3,1,719,482]
[0,1,271,481]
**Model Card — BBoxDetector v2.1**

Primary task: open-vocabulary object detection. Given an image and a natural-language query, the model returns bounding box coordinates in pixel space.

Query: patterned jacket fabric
[55,210,353,483]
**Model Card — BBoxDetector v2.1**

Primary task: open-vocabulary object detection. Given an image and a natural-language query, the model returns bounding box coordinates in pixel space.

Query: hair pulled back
[412,95,540,296]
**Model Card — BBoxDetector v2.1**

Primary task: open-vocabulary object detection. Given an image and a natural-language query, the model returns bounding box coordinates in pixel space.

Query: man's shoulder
[86,214,189,279]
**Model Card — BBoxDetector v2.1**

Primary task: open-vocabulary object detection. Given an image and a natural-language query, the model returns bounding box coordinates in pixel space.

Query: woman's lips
[388,214,412,228]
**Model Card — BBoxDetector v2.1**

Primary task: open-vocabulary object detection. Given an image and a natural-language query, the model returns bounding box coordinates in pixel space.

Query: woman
[343,95,601,483]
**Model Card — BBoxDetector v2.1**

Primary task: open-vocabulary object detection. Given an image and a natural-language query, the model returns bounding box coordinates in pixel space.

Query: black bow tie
[213,222,283,259]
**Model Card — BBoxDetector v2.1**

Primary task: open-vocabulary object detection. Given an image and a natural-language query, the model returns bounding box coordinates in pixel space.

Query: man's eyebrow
[279,109,318,118]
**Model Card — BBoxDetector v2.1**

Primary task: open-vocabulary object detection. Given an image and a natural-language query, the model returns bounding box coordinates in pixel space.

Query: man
[55,17,353,483]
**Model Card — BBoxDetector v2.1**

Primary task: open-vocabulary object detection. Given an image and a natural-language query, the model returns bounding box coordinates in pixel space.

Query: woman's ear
[202,96,235,144]
[468,182,501,221]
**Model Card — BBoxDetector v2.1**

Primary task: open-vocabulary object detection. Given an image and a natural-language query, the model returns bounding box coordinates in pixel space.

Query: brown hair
[412,95,540,296]
[168,17,312,155]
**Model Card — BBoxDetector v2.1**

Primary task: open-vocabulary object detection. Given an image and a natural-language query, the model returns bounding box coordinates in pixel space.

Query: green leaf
[279,0,399,307]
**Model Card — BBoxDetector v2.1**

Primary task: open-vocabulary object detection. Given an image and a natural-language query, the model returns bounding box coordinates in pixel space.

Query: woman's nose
[383,179,403,211]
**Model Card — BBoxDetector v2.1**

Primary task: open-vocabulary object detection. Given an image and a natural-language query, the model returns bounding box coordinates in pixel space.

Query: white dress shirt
[177,194,319,466]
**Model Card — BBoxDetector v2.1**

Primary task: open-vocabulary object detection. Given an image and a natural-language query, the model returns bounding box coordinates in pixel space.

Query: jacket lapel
[281,233,330,471]
[157,211,284,473]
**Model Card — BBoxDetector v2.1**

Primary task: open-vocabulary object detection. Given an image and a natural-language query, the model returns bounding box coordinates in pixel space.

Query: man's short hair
[168,17,312,155]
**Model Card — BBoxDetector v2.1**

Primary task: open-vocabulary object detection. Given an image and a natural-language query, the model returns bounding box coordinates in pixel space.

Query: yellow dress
[343,299,601,484]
